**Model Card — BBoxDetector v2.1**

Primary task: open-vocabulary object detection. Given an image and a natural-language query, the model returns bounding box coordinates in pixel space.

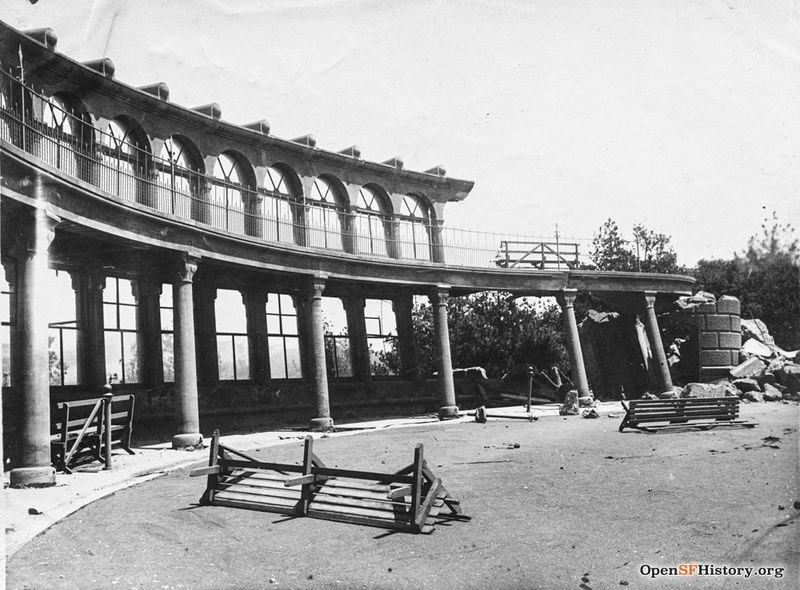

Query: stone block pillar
[557,288,591,398]
[10,196,59,487]
[642,291,674,394]
[345,294,371,382]
[393,289,420,380]
[73,269,107,390]
[429,286,458,419]
[243,288,270,385]
[308,276,333,429]
[172,254,202,449]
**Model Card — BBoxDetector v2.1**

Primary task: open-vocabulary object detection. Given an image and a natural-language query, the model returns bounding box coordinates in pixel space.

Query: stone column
[429,286,458,419]
[345,294,371,382]
[73,270,107,389]
[385,219,401,259]
[341,210,358,254]
[308,276,333,429]
[134,278,163,387]
[245,194,264,239]
[172,254,202,449]
[10,200,59,488]
[393,289,420,380]
[642,291,674,394]
[430,221,446,263]
[193,277,219,385]
[243,288,270,385]
[556,288,591,399]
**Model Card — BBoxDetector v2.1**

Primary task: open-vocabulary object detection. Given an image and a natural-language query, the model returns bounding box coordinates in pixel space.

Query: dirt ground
[7,402,799,590]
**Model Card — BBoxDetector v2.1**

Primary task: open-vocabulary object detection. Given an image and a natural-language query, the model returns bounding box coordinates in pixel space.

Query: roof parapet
[382,157,404,170]
[138,82,170,101]
[23,27,57,50]
[192,103,222,120]
[292,134,316,148]
[425,165,446,177]
[82,58,115,78]
[339,145,361,159]
[243,120,270,135]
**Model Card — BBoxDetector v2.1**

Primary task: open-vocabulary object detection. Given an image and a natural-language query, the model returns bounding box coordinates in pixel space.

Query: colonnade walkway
[3,402,624,556]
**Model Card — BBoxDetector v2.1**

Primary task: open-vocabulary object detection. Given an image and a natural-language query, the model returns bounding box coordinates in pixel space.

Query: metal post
[526,365,534,413]
[102,386,113,470]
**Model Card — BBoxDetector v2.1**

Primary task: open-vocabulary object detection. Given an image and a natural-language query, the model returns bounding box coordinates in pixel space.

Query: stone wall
[667,295,742,382]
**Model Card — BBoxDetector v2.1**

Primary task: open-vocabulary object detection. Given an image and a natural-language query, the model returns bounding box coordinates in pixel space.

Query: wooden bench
[618,396,756,433]
[191,430,470,534]
[51,394,135,473]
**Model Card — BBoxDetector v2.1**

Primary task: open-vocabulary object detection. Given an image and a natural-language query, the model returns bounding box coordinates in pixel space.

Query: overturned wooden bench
[618,396,756,433]
[51,393,135,473]
[191,430,469,534]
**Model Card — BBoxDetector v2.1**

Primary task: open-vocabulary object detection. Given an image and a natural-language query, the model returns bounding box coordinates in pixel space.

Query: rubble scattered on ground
[676,315,800,403]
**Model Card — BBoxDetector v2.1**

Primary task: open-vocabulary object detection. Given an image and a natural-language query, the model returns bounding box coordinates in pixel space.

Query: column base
[310,416,334,430]
[438,405,460,420]
[172,432,204,450]
[10,466,56,488]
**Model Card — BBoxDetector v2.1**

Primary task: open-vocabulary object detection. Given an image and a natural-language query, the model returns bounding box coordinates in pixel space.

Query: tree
[413,292,568,379]
[590,219,681,274]
[694,212,799,349]
[591,219,635,271]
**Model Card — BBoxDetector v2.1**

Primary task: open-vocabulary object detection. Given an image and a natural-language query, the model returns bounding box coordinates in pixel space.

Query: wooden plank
[214,489,300,507]
[216,484,301,502]
[212,497,298,516]
[284,474,317,487]
[312,466,414,484]
[311,492,409,514]
[223,458,304,473]
[190,465,221,477]
[629,412,739,423]
[308,500,406,522]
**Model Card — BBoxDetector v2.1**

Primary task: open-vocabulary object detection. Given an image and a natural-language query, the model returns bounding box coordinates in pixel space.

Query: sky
[4,0,800,266]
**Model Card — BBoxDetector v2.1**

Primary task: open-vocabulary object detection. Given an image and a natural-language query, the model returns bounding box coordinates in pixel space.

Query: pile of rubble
[681,318,799,402]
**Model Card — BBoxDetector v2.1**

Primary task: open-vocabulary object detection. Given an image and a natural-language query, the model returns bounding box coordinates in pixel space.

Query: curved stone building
[0,21,694,487]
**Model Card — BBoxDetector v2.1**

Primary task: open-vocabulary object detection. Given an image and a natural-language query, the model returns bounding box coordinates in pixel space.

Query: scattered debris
[581,409,599,419]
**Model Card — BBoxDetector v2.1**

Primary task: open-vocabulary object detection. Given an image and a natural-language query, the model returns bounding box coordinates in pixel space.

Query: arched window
[36,93,94,181]
[263,166,296,243]
[398,194,431,260]
[212,152,251,234]
[355,186,389,257]
[307,177,344,251]
[156,136,200,218]
[99,118,148,201]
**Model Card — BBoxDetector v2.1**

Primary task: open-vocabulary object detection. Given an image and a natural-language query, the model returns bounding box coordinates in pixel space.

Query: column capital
[176,253,200,283]
[429,284,450,304]
[556,288,578,309]
[12,206,60,259]
[311,274,327,298]
[642,291,657,309]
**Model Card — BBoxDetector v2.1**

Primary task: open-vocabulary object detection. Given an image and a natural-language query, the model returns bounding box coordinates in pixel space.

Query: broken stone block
[741,318,776,346]
[741,338,774,359]
[733,378,761,393]
[777,364,800,394]
[758,372,777,388]
[741,390,764,402]
[762,383,783,402]
[730,357,767,380]
[681,382,738,398]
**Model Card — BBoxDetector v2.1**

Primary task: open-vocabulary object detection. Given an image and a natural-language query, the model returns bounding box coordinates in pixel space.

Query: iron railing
[0,68,591,269]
